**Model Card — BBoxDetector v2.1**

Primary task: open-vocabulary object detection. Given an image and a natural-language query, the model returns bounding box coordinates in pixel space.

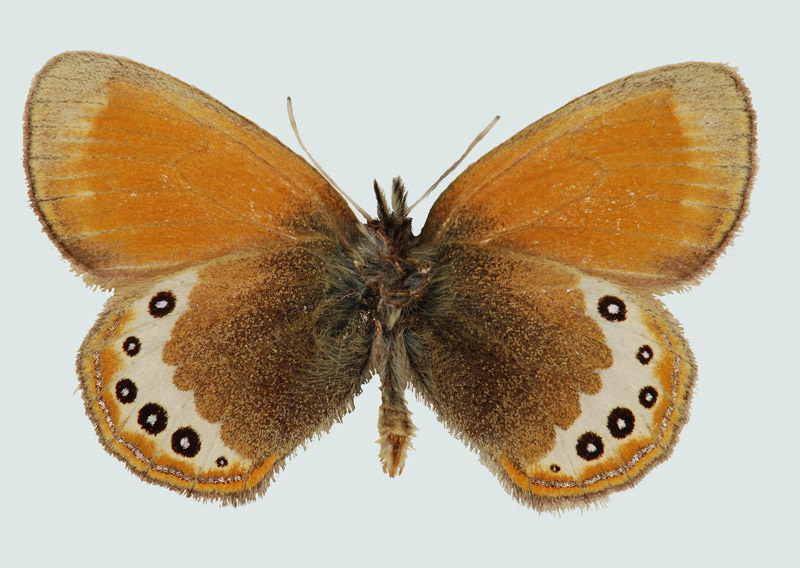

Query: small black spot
[115,378,137,404]
[148,291,176,318]
[550,464,561,473]
[639,386,658,409]
[172,427,201,458]
[122,336,141,357]
[607,407,635,439]
[636,345,654,365]
[216,457,228,468]
[138,403,168,434]
[598,295,627,322]
[576,432,604,461]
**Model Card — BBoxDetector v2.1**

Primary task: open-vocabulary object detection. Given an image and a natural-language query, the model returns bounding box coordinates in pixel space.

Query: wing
[419,62,754,292]
[79,240,371,503]
[25,51,358,288]
[406,244,694,510]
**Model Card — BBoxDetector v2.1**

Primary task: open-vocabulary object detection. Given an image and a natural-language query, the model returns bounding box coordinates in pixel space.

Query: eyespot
[639,386,658,409]
[171,427,201,458]
[122,336,141,356]
[598,296,627,322]
[607,407,635,439]
[138,403,168,435]
[115,379,137,404]
[636,345,654,365]
[148,291,176,318]
[576,432,604,461]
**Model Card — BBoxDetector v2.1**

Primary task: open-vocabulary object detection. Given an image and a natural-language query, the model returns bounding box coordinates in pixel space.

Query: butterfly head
[370,177,412,248]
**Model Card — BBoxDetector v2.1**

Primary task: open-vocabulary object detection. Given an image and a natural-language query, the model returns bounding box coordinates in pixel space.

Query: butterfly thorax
[353,178,433,329]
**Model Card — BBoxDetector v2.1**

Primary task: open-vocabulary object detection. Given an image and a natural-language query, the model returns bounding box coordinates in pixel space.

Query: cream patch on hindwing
[94,269,251,479]
[534,276,677,484]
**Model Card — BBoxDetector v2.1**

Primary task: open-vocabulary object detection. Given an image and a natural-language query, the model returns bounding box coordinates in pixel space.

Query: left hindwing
[79,240,371,504]
[407,244,695,510]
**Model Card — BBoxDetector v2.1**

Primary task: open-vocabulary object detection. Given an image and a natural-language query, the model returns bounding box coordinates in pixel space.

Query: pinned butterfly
[25,53,755,509]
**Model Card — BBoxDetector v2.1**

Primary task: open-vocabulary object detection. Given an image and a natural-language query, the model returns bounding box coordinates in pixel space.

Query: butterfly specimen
[24,53,754,509]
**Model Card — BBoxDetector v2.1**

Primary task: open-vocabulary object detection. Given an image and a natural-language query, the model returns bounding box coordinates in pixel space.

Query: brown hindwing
[405,243,695,510]
[79,239,372,503]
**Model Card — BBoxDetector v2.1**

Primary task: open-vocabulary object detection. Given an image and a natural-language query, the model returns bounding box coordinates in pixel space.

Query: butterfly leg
[374,321,417,477]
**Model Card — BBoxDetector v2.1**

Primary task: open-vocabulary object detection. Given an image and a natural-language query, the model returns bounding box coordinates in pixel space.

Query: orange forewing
[420,63,754,291]
[25,52,358,287]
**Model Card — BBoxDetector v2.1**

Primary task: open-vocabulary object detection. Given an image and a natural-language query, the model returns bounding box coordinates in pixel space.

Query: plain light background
[2,1,796,566]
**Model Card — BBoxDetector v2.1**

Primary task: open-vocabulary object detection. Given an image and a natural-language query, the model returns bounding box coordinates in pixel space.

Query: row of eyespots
[598,296,659,409]
[573,406,634,462]
[548,386,661,471]
[598,296,657,368]
[138,402,200,458]
[558,296,659,464]
[133,400,203,457]
[122,291,177,358]
[115,378,229,465]
[546,296,664,472]
[572,388,660,463]
[122,291,177,357]
[135,402,202,458]
[114,291,227,466]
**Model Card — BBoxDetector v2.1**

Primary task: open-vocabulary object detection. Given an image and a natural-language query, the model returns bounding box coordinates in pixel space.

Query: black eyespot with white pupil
[607,407,635,439]
[639,386,658,409]
[576,432,604,461]
[122,336,141,356]
[172,427,201,458]
[148,291,176,318]
[550,464,561,473]
[138,403,168,434]
[115,378,137,404]
[216,457,228,468]
[598,295,627,322]
[636,345,654,365]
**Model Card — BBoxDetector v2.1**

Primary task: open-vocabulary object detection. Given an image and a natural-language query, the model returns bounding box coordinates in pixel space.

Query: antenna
[287,97,373,221]
[407,115,500,212]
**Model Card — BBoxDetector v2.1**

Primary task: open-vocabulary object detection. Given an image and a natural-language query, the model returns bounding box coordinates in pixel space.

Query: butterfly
[24,52,755,510]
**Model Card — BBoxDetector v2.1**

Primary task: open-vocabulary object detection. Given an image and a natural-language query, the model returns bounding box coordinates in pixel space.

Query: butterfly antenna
[408,114,500,212]
[287,97,373,221]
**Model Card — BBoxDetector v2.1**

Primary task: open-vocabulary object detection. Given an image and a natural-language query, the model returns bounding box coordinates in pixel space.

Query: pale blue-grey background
[2,1,795,566]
